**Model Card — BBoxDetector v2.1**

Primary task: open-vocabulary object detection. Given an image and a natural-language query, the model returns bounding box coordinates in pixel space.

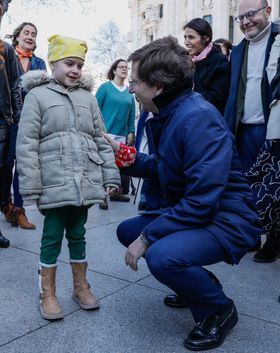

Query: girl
[16,34,120,320]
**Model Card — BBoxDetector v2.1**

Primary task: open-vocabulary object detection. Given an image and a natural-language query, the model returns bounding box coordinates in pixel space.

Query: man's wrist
[139,232,150,245]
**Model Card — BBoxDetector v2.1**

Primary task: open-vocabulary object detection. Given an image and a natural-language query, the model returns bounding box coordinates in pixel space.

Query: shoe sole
[40,306,64,321]
[164,300,188,309]
[72,294,100,310]
[184,309,238,351]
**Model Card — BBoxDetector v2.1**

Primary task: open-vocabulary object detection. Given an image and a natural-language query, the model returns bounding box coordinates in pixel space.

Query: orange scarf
[15,46,33,60]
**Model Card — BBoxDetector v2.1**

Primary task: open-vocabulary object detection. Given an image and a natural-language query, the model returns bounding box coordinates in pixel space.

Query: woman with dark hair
[213,38,233,59]
[0,22,46,230]
[184,18,230,113]
[96,59,135,209]
[0,1,22,247]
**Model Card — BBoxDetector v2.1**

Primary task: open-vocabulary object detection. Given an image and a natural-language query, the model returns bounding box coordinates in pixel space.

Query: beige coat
[16,70,120,210]
[266,34,280,140]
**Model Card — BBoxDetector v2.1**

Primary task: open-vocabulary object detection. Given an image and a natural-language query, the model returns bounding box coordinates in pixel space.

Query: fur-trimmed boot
[71,262,99,310]
[38,265,64,320]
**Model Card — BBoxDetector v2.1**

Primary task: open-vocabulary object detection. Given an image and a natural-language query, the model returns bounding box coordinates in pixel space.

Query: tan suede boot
[71,262,99,310]
[38,265,64,320]
[2,202,14,222]
[10,207,36,229]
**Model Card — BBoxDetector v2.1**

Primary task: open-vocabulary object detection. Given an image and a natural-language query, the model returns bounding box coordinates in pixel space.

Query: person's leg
[236,123,266,173]
[145,229,231,321]
[116,214,159,247]
[65,206,99,310]
[39,207,66,320]
[145,229,237,350]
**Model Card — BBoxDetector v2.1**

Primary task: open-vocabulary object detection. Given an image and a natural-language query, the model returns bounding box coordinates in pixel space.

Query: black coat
[194,46,230,114]
[0,42,22,123]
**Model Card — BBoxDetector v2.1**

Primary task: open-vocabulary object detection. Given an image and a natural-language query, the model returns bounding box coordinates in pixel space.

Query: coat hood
[20,69,95,92]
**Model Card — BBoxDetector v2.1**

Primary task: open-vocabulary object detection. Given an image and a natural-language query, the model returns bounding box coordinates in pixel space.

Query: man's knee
[116,220,130,247]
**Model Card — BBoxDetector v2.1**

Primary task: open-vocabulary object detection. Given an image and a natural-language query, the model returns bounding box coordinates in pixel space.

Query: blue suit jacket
[224,22,280,133]
[126,87,262,264]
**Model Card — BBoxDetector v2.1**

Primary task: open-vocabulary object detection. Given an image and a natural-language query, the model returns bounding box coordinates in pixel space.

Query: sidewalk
[0,201,279,353]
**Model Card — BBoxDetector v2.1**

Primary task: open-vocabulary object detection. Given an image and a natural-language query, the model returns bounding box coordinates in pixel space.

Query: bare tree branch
[2,0,94,14]
[90,20,130,69]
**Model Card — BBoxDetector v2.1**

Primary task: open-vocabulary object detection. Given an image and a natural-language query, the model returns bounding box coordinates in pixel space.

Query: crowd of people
[0,0,280,351]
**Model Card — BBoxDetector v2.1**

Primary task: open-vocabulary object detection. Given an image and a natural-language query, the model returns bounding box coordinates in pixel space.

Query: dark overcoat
[126,81,261,264]
[193,46,230,114]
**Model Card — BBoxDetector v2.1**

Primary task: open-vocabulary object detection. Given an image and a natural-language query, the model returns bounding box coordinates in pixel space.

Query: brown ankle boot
[9,207,36,229]
[38,265,64,320]
[71,262,99,310]
[2,202,14,222]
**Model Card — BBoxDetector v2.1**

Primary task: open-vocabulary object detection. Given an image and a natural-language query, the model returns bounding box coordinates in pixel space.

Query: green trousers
[40,206,88,265]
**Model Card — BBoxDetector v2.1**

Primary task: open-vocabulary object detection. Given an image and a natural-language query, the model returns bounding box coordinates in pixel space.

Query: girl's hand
[102,132,120,152]
[105,186,118,195]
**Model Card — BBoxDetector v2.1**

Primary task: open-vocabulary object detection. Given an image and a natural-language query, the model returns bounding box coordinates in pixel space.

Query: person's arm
[6,44,22,122]
[16,93,42,198]
[126,96,136,145]
[95,83,106,111]
[266,34,280,84]
[141,109,233,244]
[90,97,120,189]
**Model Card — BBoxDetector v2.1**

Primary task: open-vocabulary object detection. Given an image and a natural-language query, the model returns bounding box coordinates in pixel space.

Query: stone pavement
[0,200,280,353]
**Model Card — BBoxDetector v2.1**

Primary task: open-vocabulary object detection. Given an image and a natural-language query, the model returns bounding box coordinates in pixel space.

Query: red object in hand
[115,143,137,168]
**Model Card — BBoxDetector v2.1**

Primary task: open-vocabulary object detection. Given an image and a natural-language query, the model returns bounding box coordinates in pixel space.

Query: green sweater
[95,81,135,137]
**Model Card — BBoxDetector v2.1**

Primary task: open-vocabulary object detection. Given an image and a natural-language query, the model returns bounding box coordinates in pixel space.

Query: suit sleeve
[142,110,233,243]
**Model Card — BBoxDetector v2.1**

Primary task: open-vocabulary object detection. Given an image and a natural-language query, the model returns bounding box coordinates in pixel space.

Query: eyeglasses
[235,6,267,23]
[128,79,142,88]
[117,65,128,70]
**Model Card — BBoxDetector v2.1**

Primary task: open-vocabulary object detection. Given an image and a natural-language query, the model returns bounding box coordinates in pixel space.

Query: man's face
[128,61,162,113]
[238,0,271,39]
[16,24,37,52]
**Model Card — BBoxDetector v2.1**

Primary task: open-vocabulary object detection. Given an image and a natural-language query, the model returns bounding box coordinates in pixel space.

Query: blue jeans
[236,123,266,173]
[117,215,231,322]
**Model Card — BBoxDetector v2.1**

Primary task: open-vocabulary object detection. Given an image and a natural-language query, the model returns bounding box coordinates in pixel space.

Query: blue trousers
[117,215,232,322]
[236,123,266,173]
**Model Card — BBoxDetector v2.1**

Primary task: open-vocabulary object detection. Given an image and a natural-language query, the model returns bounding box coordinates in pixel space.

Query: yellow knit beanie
[47,34,88,62]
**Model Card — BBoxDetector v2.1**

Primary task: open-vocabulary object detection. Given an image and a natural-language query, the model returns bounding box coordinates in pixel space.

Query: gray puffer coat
[16,70,120,210]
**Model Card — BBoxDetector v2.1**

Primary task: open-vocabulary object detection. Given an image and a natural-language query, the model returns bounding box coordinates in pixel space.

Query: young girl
[16,34,120,320]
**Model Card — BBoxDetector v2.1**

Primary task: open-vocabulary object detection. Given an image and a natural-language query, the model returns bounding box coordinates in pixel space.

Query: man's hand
[125,235,149,271]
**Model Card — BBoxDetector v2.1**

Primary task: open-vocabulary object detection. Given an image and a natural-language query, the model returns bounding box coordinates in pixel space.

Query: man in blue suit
[224,0,280,263]
[116,36,261,351]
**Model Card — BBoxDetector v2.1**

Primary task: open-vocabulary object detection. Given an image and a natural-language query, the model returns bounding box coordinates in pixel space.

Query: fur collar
[20,70,95,92]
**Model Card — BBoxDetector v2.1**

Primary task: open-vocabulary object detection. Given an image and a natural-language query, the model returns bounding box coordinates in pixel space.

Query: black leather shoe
[0,231,10,248]
[184,301,238,351]
[248,239,262,252]
[164,294,188,308]
[254,240,280,263]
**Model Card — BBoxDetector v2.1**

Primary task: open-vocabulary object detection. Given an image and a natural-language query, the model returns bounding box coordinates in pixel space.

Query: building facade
[128,0,280,50]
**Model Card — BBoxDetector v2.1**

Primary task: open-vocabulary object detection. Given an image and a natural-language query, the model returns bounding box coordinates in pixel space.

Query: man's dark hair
[7,22,38,49]
[183,18,213,43]
[107,58,127,80]
[128,36,193,91]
